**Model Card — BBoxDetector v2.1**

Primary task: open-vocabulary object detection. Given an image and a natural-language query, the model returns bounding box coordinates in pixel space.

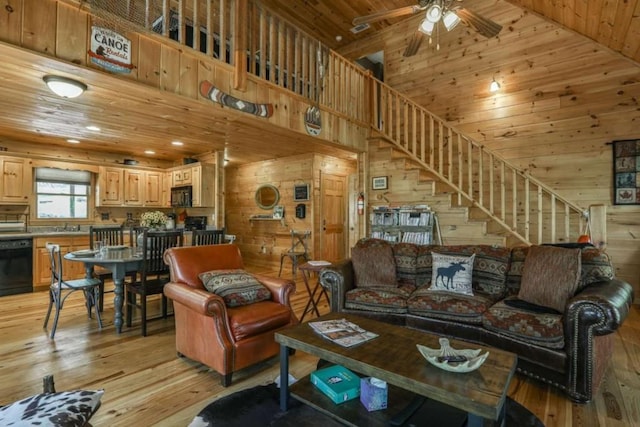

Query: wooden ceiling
[263,0,640,65]
[1,0,638,168]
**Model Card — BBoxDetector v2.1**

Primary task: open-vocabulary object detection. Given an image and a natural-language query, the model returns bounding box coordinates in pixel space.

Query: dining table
[64,246,143,334]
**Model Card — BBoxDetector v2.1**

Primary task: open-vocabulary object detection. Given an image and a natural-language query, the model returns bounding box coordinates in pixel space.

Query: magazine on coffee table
[309,318,378,347]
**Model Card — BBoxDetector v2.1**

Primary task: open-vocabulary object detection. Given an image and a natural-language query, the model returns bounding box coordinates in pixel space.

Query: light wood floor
[0,265,638,427]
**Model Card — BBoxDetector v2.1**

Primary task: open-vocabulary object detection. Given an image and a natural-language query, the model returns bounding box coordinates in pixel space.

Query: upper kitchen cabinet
[170,163,215,207]
[97,166,124,206]
[0,156,32,204]
[97,166,165,207]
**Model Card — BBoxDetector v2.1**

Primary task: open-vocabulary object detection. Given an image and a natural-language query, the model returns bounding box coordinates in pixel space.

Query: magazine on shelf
[309,318,378,347]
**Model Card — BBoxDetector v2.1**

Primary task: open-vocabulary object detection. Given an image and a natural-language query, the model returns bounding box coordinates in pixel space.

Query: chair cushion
[482,297,565,349]
[199,269,272,307]
[429,253,475,295]
[0,389,103,427]
[518,245,581,313]
[351,239,397,288]
[227,301,293,341]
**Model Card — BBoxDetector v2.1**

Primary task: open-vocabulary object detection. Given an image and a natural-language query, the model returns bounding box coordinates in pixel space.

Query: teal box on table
[310,365,360,404]
[360,377,388,411]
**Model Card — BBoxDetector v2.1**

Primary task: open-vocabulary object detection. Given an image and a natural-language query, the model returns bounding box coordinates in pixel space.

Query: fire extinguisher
[357,192,365,215]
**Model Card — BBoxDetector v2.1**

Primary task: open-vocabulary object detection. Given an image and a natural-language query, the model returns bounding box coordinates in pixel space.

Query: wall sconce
[489,77,501,93]
[43,75,87,98]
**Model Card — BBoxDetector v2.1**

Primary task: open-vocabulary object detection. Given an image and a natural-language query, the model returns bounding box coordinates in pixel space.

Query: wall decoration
[294,183,310,201]
[612,139,640,205]
[372,176,388,190]
[199,81,274,118]
[89,27,133,74]
[304,106,321,136]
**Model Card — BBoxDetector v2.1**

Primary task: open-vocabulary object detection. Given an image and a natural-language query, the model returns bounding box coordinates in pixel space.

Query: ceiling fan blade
[353,5,423,26]
[455,8,502,38]
[403,31,424,57]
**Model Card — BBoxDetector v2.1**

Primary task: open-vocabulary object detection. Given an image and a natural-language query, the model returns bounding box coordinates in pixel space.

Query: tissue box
[360,377,388,411]
[310,365,360,405]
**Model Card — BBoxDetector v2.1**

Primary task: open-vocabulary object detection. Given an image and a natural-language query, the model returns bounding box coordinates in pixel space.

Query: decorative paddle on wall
[353,0,502,57]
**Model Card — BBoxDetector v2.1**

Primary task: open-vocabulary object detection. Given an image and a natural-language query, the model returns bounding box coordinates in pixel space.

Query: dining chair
[191,228,225,246]
[89,225,125,311]
[43,243,103,339]
[278,230,311,278]
[125,229,184,336]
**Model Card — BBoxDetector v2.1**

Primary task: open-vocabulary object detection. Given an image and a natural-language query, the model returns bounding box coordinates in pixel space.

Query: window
[35,168,91,219]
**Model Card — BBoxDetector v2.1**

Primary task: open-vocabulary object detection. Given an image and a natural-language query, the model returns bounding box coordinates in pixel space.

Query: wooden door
[98,167,124,206]
[320,173,346,262]
[0,157,30,204]
[124,170,144,206]
[145,171,163,206]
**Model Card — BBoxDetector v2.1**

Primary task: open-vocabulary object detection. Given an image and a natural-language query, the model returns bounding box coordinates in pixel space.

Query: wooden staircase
[366,80,588,246]
[369,141,507,246]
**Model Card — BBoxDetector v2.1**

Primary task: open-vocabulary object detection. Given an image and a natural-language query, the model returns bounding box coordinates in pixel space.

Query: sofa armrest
[319,259,354,312]
[164,281,228,318]
[565,278,634,335]
[252,273,296,306]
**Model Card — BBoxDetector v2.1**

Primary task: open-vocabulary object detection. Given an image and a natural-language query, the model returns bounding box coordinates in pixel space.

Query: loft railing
[107,0,585,244]
[371,80,586,245]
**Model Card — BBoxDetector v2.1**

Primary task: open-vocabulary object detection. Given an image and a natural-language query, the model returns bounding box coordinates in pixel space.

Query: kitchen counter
[0,229,196,240]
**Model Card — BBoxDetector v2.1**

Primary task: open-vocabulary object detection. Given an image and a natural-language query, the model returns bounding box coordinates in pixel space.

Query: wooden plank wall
[225,153,356,270]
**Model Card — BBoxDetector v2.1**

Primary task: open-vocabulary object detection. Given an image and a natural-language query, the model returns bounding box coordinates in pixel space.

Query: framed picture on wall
[612,139,640,205]
[294,183,310,201]
[372,176,388,190]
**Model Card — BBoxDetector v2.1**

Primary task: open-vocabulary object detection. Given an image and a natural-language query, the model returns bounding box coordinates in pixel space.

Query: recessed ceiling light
[171,141,184,146]
[67,139,80,144]
[144,150,155,155]
[86,125,101,132]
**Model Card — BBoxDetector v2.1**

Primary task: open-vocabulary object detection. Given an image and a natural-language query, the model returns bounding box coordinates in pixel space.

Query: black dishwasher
[0,238,33,296]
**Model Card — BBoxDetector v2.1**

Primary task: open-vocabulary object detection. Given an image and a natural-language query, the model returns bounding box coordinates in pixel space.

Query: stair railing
[371,79,586,245]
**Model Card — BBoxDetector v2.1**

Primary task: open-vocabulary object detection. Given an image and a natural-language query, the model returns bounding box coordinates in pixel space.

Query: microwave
[171,185,193,207]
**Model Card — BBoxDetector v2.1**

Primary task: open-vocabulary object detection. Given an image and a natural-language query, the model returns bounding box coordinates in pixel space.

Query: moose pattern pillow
[429,252,475,296]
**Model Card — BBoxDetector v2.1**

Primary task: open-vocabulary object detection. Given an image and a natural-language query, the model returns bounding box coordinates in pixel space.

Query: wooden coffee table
[275,313,517,427]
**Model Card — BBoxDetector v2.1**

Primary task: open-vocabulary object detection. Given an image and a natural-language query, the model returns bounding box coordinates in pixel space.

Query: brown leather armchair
[163,244,298,386]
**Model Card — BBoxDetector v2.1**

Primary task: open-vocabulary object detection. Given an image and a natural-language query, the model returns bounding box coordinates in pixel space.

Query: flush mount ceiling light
[42,75,87,98]
[490,77,501,93]
[171,141,184,146]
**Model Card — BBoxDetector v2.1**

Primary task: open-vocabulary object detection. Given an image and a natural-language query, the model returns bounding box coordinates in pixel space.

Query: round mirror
[255,184,280,210]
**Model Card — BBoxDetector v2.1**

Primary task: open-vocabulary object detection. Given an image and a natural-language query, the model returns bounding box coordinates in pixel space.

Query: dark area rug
[189,383,544,427]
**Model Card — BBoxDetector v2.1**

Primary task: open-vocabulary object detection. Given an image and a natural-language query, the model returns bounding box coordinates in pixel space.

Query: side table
[298,261,331,322]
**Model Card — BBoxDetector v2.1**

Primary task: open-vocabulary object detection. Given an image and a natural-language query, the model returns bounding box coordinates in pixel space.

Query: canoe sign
[89,26,134,74]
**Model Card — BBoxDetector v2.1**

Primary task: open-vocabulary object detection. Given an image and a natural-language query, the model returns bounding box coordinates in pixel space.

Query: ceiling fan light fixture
[490,78,501,92]
[442,11,460,31]
[419,19,435,35]
[425,1,443,23]
[43,75,87,98]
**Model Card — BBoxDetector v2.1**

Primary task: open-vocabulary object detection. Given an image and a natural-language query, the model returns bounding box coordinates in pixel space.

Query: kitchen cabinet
[33,236,91,289]
[172,168,192,186]
[97,166,124,206]
[162,171,172,207]
[144,171,163,206]
[0,156,32,204]
[169,163,216,207]
[98,167,164,207]
[124,170,144,206]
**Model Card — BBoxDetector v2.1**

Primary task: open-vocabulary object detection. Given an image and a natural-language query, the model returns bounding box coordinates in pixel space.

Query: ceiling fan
[353,0,502,57]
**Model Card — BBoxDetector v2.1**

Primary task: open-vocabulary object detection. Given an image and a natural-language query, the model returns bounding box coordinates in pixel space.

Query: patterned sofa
[319,238,634,403]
